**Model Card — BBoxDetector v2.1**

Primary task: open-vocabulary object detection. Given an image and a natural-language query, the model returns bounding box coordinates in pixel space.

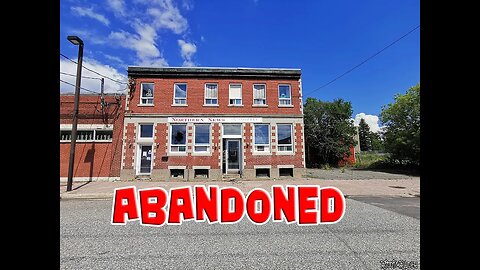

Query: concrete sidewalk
[60,177,420,200]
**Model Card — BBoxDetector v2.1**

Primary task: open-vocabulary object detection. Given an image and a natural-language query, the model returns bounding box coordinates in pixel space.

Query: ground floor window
[255,168,270,178]
[194,124,210,152]
[170,124,187,152]
[279,168,294,177]
[170,169,184,178]
[254,124,270,152]
[277,124,293,152]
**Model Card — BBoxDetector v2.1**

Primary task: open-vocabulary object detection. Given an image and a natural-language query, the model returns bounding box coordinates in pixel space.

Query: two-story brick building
[120,67,305,181]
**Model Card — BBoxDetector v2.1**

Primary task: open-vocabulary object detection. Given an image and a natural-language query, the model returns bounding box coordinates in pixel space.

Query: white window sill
[203,104,219,107]
[191,152,212,156]
[168,152,188,156]
[171,104,188,107]
[276,151,295,156]
[278,104,294,108]
[228,104,244,107]
[252,104,268,107]
[252,151,272,156]
[138,104,154,107]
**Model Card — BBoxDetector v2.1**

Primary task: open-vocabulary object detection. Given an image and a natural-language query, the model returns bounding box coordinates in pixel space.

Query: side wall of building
[60,95,125,181]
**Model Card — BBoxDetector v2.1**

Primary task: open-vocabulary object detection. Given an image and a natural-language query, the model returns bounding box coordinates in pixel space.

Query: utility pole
[100,77,105,108]
[66,36,84,192]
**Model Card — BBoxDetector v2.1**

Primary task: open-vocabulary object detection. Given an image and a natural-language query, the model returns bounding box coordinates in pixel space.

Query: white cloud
[182,0,194,10]
[104,54,124,64]
[178,39,197,67]
[107,0,126,17]
[109,22,169,67]
[71,6,110,26]
[60,57,128,94]
[147,0,188,34]
[353,113,384,133]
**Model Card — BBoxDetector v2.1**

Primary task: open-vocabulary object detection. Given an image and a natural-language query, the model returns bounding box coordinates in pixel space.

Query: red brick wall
[127,78,302,116]
[339,147,356,166]
[60,94,125,178]
[123,123,136,169]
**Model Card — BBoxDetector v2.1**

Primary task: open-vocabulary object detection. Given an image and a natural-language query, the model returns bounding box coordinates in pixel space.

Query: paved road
[60,199,420,269]
[349,196,420,220]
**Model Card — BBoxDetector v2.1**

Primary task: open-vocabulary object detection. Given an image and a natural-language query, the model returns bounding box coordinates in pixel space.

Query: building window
[59,130,112,142]
[229,84,242,105]
[253,84,266,105]
[254,124,270,152]
[223,124,242,136]
[170,124,187,152]
[138,124,154,139]
[204,83,218,105]
[140,83,154,104]
[279,85,291,105]
[277,124,293,151]
[174,83,187,105]
[194,124,210,152]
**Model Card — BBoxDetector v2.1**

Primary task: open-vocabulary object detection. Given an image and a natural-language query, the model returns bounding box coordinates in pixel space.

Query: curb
[60,193,113,200]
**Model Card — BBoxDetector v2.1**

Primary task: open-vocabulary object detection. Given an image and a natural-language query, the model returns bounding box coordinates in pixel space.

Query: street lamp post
[66,36,84,192]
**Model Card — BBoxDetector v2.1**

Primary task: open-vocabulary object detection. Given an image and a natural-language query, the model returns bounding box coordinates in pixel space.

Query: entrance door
[138,145,152,174]
[226,139,240,174]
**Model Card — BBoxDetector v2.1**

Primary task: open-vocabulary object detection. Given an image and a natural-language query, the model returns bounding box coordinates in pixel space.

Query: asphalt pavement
[60,198,420,269]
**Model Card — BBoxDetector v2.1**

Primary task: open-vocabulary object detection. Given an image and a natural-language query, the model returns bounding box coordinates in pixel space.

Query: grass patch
[354,151,420,176]
[354,152,389,169]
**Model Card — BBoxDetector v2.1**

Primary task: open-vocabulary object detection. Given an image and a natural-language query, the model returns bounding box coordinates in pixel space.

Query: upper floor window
[279,85,291,106]
[174,83,187,105]
[229,84,242,105]
[141,83,154,104]
[170,124,187,152]
[139,124,154,139]
[204,83,218,105]
[194,124,211,152]
[254,124,270,152]
[253,84,266,105]
[277,124,293,152]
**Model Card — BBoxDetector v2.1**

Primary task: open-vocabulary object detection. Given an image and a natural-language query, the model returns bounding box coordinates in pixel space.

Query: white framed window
[253,84,266,105]
[173,83,187,105]
[194,124,210,152]
[204,83,218,105]
[140,83,154,104]
[59,130,113,142]
[170,124,187,152]
[229,84,242,105]
[254,124,270,152]
[138,124,154,139]
[279,84,291,105]
[277,124,293,152]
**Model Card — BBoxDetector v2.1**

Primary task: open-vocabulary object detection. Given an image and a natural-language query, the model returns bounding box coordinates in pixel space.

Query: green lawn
[354,152,389,169]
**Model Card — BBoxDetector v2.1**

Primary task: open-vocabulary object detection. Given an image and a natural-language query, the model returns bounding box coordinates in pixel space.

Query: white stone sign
[167,117,262,123]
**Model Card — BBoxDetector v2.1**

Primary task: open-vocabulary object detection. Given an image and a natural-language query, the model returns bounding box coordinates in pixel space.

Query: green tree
[304,98,357,167]
[358,118,372,151]
[370,131,384,152]
[380,83,420,165]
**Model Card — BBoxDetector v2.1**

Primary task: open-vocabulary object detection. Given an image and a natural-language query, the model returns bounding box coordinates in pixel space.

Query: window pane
[171,125,186,145]
[223,124,242,135]
[205,84,218,98]
[195,124,210,144]
[229,84,242,99]
[140,124,153,138]
[96,130,113,140]
[254,125,269,145]
[278,125,292,145]
[175,84,187,98]
[142,83,154,97]
[279,85,291,98]
[253,85,265,99]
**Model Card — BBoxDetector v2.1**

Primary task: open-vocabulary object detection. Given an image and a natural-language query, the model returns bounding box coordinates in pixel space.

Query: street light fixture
[66,35,84,192]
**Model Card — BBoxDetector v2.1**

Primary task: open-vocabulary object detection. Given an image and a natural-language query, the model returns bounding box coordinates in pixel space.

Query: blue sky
[60,0,419,131]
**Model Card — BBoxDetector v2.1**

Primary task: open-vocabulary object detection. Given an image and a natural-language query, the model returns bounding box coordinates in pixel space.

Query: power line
[304,25,420,96]
[60,71,102,80]
[60,53,128,85]
[60,79,101,94]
